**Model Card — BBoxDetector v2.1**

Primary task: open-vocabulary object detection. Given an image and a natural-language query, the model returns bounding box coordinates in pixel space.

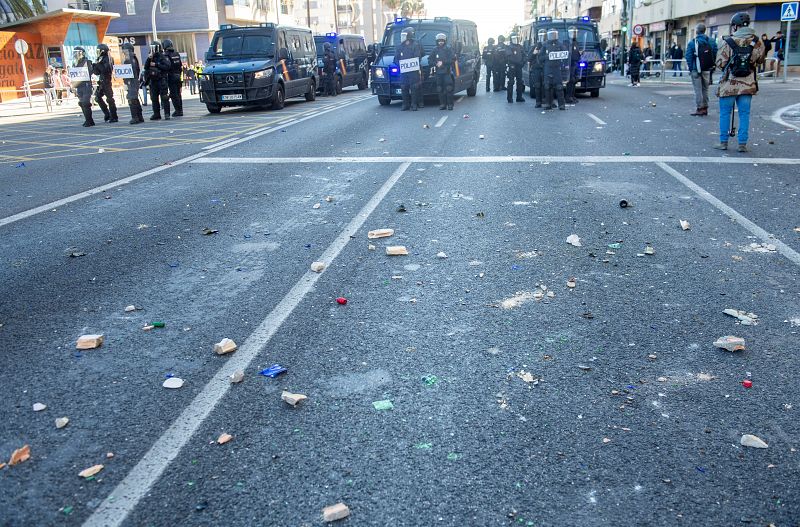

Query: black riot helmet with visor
[72,46,86,64]
[537,29,546,43]
[162,38,174,51]
[97,43,109,55]
[547,28,558,41]
[150,40,163,56]
[121,42,134,60]
[401,26,416,42]
[568,26,579,40]
[436,32,447,46]
[509,34,519,45]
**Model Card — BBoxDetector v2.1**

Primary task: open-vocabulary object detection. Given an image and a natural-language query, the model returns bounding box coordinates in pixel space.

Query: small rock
[55,417,69,429]
[33,403,46,412]
[566,234,582,247]
[124,305,136,312]
[723,309,758,326]
[78,464,104,478]
[312,203,321,209]
[76,334,104,350]
[281,391,308,407]
[310,261,326,273]
[325,196,334,202]
[163,377,185,389]
[567,278,576,289]
[436,251,448,259]
[368,228,394,239]
[213,338,237,355]
[577,365,592,371]
[322,502,351,522]
[229,370,245,383]
[385,246,408,256]
[217,433,233,445]
[602,437,611,443]
[368,244,376,251]
[713,336,745,352]
[740,434,768,449]
[479,134,485,139]
[8,445,31,465]
[644,245,655,255]
[680,220,691,231]
[657,376,668,382]
[106,452,114,459]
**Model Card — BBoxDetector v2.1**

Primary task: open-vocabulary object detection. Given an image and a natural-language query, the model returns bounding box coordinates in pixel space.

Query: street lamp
[151,0,159,41]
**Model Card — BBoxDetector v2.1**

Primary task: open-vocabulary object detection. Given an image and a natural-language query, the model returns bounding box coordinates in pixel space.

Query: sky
[421,0,526,42]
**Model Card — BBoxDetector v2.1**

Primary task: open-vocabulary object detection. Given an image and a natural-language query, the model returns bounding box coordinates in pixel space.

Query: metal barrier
[641,58,664,79]
[758,57,780,79]
[661,58,690,81]
[0,88,53,116]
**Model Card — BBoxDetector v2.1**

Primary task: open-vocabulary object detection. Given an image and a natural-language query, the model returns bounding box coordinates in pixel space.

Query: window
[159,0,169,13]
[125,0,135,15]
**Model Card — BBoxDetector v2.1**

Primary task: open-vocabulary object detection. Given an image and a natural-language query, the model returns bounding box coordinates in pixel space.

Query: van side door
[299,31,315,90]
[276,30,296,96]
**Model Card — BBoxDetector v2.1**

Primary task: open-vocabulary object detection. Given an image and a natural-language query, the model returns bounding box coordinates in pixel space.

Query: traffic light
[621,25,628,32]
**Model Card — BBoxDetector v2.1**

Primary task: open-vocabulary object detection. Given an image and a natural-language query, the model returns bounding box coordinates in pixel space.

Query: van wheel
[590,89,600,98]
[272,84,285,110]
[378,95,391,106]
[206,104,221,114]
[336,76,343,94]
[357,73,368,90]
[305,79,316,101]
[466,74,477,96]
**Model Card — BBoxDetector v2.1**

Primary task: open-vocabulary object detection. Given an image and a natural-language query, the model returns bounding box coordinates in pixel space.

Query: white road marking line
[0,97,368,229]
[434,115,449,128]
[201,137,241,149]
[81,162,411,527]
[456,95,465,102]
[657,162,800,267]
[587,113,607,126]
[192,155,800,165]
[770,101,800,131]
[246,128,270,136]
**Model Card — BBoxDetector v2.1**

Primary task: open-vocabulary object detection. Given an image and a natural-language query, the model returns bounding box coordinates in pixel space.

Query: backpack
[695,38,715,71]
[723,36,754,77]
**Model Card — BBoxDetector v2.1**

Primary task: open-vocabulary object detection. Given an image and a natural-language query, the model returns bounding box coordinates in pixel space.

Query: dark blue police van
[313,33,369,93]
[199,23,318,113]
[371,17,481,106]
[519,16,606,97]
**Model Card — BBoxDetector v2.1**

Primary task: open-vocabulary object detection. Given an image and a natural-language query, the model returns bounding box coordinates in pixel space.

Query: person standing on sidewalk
[628,41,643,86]
[759,34,772,73]
[770,31,785,77]
[714,12,765,152]
[685,23,717,116]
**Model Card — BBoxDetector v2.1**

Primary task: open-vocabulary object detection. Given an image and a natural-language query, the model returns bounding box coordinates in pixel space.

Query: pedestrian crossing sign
[781,1,798,21]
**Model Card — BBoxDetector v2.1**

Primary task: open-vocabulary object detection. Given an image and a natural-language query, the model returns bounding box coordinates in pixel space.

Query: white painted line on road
[587,113,607,126]
[246,128,270,136]
[457,96,465,102]
[434,115,449,128]
[770,102,800,131]
[657,162,800,267]
[191,155,800,165]
[201,137,241,150]
[0,96,369,229]
[81,162,412,527]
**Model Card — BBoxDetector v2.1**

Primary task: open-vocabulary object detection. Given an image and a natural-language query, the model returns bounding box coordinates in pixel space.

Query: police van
[371,17,481,106]
[313,33,369,93]
[199,23,318,113]
[519,16,606,97]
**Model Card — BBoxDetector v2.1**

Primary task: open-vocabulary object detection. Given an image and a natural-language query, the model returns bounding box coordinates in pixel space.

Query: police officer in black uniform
[482,37,496,92]
[394,26,423,111]
[430,32,456,111]
[565,26,582,104]
[322,42,337,96]
[162,39,183,116]
[71,46,95,127]
[92,43,118,123]
[121,43,144,124]
[143,40,172,120]
[505,34,525,103]
[492,35,507,91]
[529,29,546,108]
[543,28,566,110]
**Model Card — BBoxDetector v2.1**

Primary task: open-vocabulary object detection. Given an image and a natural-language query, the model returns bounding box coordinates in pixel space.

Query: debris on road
[740,243,777,253]
[202,228,218,235]
[76,334,103,350]
[680,220,691,231]
[567,278,577,289]
[281,391,308,407]
[214,338,238,355]
[230,370,245,384]
[310,261,326,273]
[386,246,408,256]
[55,417,69,429]
[78,464,104,478]
[479,134,485,139]
[372,399,394,411]
[106,452,114,459]
[577,364,592,371]
[697,372,716,381]
[436,251,448,259]
[740,434,768,449]
[368,244,376,251]
[516,370,539,385]
[68,251,86,258]
[33,403,46,412]
[217,433,233,445]
[8,445,31,466]
[325,196,334,202]
[312,203,321,209]
[619,199,631,208]
[422,375,438,386]
[323,503,351,522]
[368,228,394,239]
[163,377,185,389]
[644,245,655,255]
[723,309,758,326]
[742,379,753,389]
[499,292,534,310]
[713,336,745,352]
[336,297,347,305]
[566,234,582,247]
[259,364,287,378]
[142,324,155,331]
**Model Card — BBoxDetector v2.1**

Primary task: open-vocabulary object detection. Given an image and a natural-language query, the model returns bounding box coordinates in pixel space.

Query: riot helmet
[509,34,519,45]
[547,28,558,41]
[568,26,579,40]
[730,12,750,29]
[497,35,506,44]
[150,40,163,55]
[72,46,86,64]
[488,37,495,45]
[323,42,332,51]
[121,42,134,60]
[537,30,546,43]
[401,26,415,42]
[436,33,447,46]
[162,38,174,51]
[97,43,109,54]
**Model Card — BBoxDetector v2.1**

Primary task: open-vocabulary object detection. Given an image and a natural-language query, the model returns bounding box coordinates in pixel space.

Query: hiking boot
[713,142,728,150]
[737,144,748,153]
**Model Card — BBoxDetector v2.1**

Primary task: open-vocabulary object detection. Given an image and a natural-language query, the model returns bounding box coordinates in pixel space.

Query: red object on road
[742,379,753,388]
[336,297,347,305]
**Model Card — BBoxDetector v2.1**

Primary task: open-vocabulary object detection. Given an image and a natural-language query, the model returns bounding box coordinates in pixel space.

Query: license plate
[221,94,243,101]
[394,88,402,95]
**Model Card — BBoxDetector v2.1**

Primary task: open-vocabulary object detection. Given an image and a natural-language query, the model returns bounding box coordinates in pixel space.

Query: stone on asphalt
[385,246,408,256]
[78,464,104,478]
[229,370,245,383]
[713,336,746,352]
[124,305,136,312]
[76,334,103,349]
[566,234,582,247]
[367,228,394,239]
[8,445,31,465]
[310,261,326,272]
[217,433,233,445]
[723,309,758,326]
[33,403,46,412]
[680,220,690,231]
[163,377,185,389]
[213,338,237,355]
[322,502,350,522]
[281,391,308,407]
[740,434,768,449]
[55,417,69,429]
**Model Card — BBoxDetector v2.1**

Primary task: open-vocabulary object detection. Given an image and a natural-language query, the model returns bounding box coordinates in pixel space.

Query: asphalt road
[1,75,799,527]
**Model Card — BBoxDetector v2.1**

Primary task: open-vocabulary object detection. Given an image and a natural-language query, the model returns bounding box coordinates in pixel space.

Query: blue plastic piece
[260,364,287,378]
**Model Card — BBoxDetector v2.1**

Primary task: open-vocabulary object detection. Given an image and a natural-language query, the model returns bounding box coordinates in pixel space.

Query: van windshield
[538,24,599,52]
[314,37,334,57]
[208,31,275,60]
[381,24,450,51]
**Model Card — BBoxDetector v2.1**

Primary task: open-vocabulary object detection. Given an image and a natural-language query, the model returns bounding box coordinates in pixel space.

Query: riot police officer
[505,34,525,103]
[529,30,546,108]
[162,39,183,117]
[121,43,144,124]
[322,42,337,96]
[492,35,507,91]
[71,46,95,127]
[543,28,566,110]
[143,40,172,120]
[394,26,423,111]
[565,27,582,104]
[482,37,496,92]
[430,33,456,110]
[92,43,118,123]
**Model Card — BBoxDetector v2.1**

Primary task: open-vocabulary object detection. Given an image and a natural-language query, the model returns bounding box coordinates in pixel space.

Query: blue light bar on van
[433,17,451,21]
[395,17,405,23]
[259,22,275,28]
[326,32,337,37]
[389,66,399,75]
[538,16,552,22]
[579,62,587,67]
[579,16,590,22]
[220,24,238,30]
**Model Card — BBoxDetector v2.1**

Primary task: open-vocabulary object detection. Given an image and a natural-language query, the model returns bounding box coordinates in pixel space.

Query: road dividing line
[587,113,607,126]
[657,162,800,267]
[201,137,241,150]
[434,115,449,128]
[0,96,368,229]
[81,162,411,527]
[770,102,800,131]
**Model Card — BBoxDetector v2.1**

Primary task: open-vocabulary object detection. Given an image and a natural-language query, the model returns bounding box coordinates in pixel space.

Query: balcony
[67,0,105,10]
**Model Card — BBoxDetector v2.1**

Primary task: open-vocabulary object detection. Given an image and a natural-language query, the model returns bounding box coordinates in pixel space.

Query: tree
[399,0,425,18]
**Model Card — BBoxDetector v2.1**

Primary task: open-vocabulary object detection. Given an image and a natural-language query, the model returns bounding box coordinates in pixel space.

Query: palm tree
[399,0,425,18]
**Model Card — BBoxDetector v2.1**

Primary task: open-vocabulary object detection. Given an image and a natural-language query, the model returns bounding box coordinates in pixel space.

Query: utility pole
[333,0,340,33]
[306,0,311,28]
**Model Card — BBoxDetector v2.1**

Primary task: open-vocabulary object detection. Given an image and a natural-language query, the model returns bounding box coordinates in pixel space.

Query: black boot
[80,103,95,127]
[108,99,118,122]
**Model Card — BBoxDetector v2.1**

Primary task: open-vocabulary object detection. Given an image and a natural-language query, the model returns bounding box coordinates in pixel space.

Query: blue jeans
[719,94,752,144]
